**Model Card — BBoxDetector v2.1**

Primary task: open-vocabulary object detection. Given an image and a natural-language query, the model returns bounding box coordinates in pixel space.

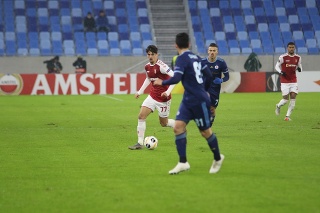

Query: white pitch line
[100,95,124,101]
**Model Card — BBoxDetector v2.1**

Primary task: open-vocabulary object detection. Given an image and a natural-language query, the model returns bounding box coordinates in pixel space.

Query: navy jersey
[162,50,213,130]
[175,51,211,106]
[202,57,229,97]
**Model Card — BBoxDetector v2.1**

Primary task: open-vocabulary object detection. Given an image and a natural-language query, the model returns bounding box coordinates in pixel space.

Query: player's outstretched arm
[136,78,151,98]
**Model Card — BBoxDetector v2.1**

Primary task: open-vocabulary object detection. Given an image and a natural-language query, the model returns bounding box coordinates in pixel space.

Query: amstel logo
[0,74,23,95]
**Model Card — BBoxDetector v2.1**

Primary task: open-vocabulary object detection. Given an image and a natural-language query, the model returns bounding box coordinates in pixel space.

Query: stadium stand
[0,0,152,56]
[0,0,320,56]
[189,0,320,55]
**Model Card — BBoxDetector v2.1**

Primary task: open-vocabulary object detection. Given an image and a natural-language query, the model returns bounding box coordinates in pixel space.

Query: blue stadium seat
[239,40,250,48]
[304,31,315,39]
[109,40,119,49]
[241,1,251,9]
[142,40,154,49]
[75,47,87,55]
[97,40,109,50]
[40,40,51,49]
[258,23,268,32]
[108,32,119,41]
[64,48,75,56]
[215,31,225,40]
[244,15,255,24]
[251,39,262,48]
[219,1,229,9]
[17,48,28,56]
[29,48,40,56]
[60,1,70,9]
[246,23,257,32]
[63,40,74,49]
[40,32,50,41]
[130,32,141,41]
[230,47,241,54]
[293,31,304,40]
[237,31,248,40]
[308,47,319,54]
[86,32,96,41]
[306,39,317,48]
[242,47,252,54]
[87,40,97,48]
[110,48,121,56]
[15,1,25,9]
[226,32,236,40]
[99,48,109,56]
[280,23,290,32]
[87,48,98,56]
[52,47,63,56]
[97,32,107,41]
[297,47,308,54]
[210,8,220,17]
[225,23,235,32]
[132,48,143,56]
[264,46,274,54]
[52,40,63,50]
[104,1,114,10]
[255,16,267,23]
[228,40,239,48]
[295,39,306,48]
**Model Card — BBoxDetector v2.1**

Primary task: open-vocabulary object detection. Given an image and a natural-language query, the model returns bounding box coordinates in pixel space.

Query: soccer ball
[144,136,158,150]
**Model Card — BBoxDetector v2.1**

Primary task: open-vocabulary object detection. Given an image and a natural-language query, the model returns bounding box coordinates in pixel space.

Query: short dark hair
[209,43,218,49]
[287,42,295,47]
[146,45,158,54]
[175,32,189,49]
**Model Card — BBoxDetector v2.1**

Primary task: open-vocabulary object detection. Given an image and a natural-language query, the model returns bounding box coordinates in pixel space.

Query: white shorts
[141,95,171,118]
[281,83,298,96]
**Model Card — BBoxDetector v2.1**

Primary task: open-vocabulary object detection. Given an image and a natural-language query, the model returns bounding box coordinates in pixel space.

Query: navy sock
[175,132,187,163]
[207,133,221,161]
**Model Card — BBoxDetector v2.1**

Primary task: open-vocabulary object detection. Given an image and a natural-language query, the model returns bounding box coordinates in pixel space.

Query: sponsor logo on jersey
[0,74,23,95]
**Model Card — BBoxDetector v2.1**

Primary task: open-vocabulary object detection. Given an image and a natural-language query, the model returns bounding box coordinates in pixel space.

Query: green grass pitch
[0,93,319,213]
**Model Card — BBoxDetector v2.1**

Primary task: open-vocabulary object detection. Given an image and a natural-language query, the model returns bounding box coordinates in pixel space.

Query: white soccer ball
[144,136,158,150]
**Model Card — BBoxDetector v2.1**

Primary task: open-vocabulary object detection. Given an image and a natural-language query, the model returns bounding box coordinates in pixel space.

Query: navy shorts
[176,101,212,131]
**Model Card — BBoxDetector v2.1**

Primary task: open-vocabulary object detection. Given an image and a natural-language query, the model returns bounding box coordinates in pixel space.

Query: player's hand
[213,78,223,84]
[296,67,301,72]
[280,71,286,76]
[135,93,140,99]
[153,78,163,86]
[161,92,168,99]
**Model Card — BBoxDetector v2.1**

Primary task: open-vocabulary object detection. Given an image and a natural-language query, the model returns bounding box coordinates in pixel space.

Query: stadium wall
[0,71,319,95]
[0,55,320,74]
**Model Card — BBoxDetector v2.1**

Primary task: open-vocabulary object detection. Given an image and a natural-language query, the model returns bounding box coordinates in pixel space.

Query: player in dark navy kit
[202,43,229,125]
[154,33,224,175]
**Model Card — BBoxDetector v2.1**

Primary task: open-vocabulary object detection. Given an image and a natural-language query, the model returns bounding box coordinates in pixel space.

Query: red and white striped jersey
[145,59,173,102]
[276,53,301,83]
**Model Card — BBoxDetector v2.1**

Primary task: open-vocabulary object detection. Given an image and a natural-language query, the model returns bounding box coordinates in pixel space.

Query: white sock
[286,99,296,117]
[137,119,146,145]
[277,99,288,108]
[166,119,175,128]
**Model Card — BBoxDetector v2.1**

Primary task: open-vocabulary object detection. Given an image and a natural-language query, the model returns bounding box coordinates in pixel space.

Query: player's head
[175,32,189,49]
[146,45,158,64]
[208,43,219,60]
[287,42,296,55]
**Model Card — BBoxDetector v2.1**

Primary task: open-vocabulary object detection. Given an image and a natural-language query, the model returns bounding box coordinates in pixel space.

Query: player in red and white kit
[129,45,175,150]
[275,42,302,121]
